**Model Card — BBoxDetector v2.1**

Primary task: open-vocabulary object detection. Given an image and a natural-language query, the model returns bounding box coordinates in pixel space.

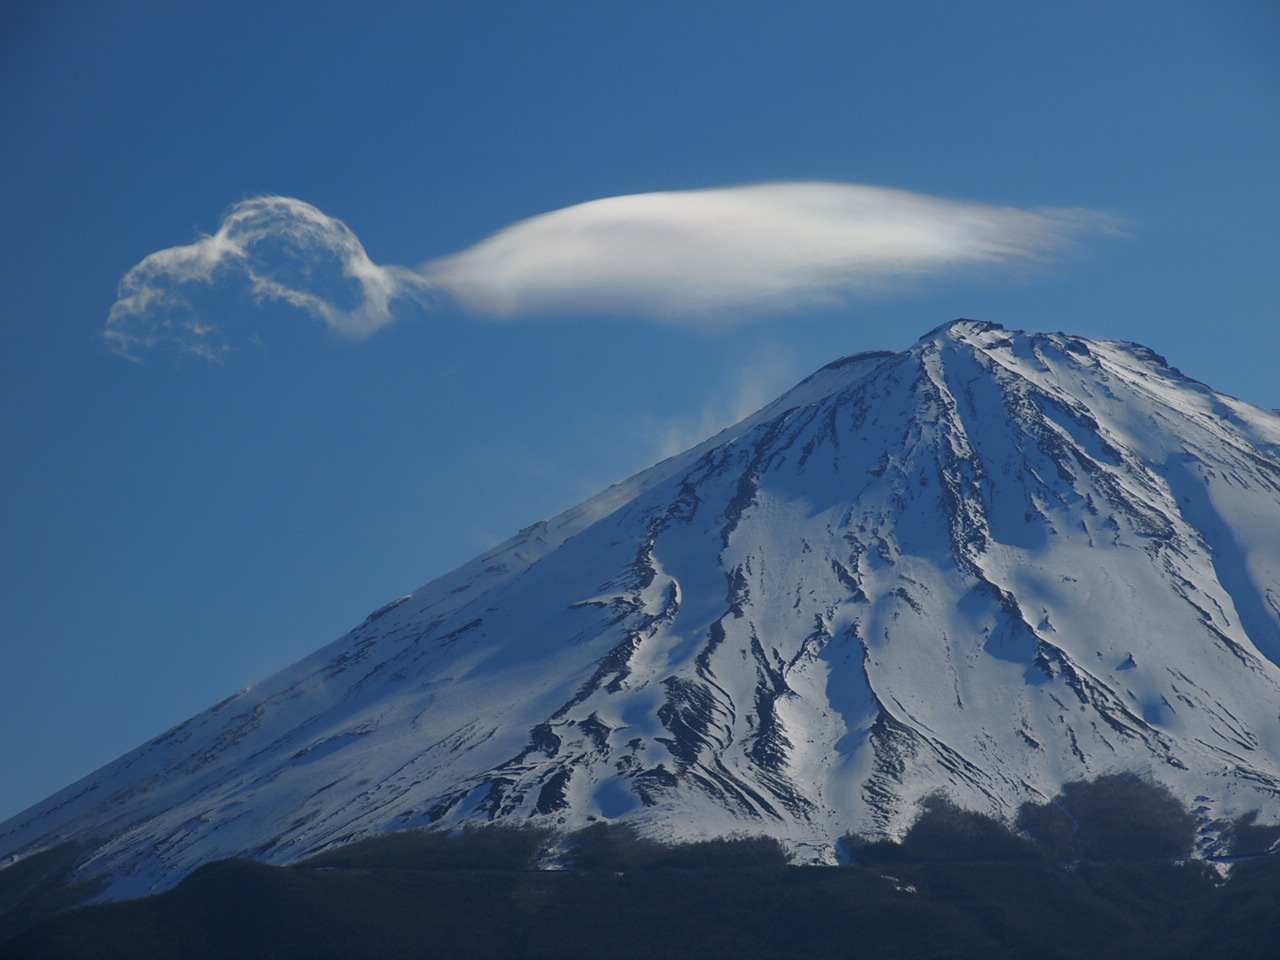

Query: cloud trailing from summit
[106,183,1114,357]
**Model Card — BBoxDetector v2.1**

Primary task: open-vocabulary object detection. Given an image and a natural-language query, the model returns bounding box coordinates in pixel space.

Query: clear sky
[1,1,1277,824]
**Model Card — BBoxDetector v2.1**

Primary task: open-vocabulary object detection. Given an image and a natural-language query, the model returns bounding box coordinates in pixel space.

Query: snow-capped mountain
[5,319,1280,903]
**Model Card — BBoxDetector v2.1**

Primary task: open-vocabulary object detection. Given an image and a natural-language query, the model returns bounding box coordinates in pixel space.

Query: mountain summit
[5,320,1280,902]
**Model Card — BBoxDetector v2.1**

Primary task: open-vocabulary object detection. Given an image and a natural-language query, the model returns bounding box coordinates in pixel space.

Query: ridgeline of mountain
[4,319,1280,908]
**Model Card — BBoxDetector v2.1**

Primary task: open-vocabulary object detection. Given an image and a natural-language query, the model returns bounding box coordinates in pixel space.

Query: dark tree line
[3,773,1278,959]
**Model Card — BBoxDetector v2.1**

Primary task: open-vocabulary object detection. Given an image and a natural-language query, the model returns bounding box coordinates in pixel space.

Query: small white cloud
[106,184,1115,357]
[106,196,430,358]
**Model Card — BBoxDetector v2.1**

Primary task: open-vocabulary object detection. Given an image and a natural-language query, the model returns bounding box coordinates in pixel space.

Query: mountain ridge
[5,319,1280,905]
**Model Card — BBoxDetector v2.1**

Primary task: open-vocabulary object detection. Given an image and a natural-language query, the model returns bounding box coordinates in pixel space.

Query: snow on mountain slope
[4,319,1280,901]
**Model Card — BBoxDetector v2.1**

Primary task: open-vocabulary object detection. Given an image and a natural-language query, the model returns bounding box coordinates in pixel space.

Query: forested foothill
[2,775,1277,959]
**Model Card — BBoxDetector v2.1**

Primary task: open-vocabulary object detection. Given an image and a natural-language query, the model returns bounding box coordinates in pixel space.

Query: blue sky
[1,1,1277,823]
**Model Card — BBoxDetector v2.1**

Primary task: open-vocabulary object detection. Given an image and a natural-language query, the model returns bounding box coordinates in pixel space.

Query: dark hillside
[5,783,1278,960]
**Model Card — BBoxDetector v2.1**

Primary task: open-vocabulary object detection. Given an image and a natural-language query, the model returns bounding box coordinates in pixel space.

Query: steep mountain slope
[4,319,1280,904]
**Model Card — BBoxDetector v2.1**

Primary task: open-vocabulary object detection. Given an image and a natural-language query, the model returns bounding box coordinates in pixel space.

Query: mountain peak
[918,317,1006,341]
[4,320,1280,904]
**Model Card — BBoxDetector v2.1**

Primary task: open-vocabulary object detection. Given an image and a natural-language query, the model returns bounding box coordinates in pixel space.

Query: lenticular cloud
[427,183,1106,320]
[106,183,1112,357]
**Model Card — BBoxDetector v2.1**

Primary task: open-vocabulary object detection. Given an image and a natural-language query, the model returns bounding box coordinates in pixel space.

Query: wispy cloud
[644,342,801,461]
[105,196,430,359]
[106,183,1115,357]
